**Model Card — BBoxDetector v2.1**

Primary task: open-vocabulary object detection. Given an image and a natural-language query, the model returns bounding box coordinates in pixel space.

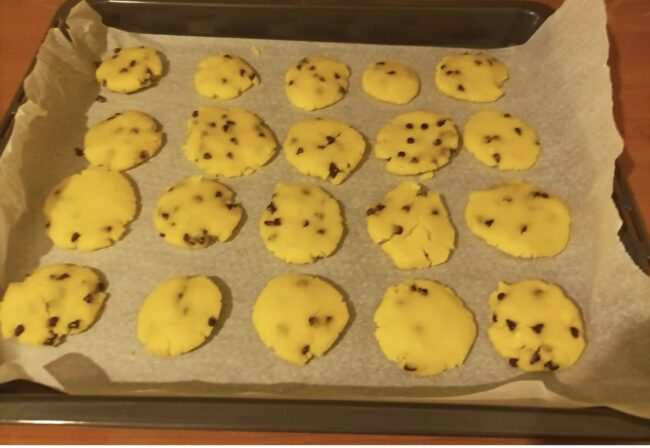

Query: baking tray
[1,0,649,439]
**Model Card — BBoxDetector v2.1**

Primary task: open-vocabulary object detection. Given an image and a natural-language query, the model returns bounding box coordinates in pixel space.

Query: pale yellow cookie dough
[0,264,107,347]
[283,118,366,185]
[366,181,455,269]
[463,110,540,170]
[362,60,420,104]
[153,176,243,249]
[194,52,259,100]
[259,183,343,264]
[374,279,477,376]
[285,56,350,111]
[96,46,163,93]
[83,110,164,171]
[464,180,571,258]
[252,273,349,365]
[374,111,459,176]
[183,106,278,177]
[43,168,137,251]
[488,279,586,372]
[435,52,508,102]
[137,276,222,357]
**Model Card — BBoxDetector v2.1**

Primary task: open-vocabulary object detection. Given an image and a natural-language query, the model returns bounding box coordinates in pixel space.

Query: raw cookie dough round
[252,273,349,365]
[488,279,586,372]
[284,56,350,111]
[464,180,571,258]
[194,52,259,100]
[43,168,137,251]
[0,264,107,347]
[374,279,477,376]
[374,111,459,176]
[83,110,164,171]
[463,110,540,170]
[283,118,366,185]
[362,60,420,104]
[366,181,455,269]
[435,52,508,103]
[183,106,278,177]
[96,46,163,94]
[137,276,222,357]
[259,183,343,264]
[153,176,243,249]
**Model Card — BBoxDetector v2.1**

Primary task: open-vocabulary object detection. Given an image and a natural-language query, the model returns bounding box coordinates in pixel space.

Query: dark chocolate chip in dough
[317,229,326,235]
[497,292,506,300]
[43,334,58,346]
[203,152,212,160]
[405,123,414,129]
[492,314,498,323]
[532,191,549,199]
[506,319,517,331]
[433,139,442,146]
[74,147,84,156]
[308,316,318,326]
[95,94,106,103]
[264,218,282,226]
[83,294,93,303]
[303,220,310,227]
[230,137,238,145]
[457,84,465,91]
[431,209,439,215]
[407,137,415,144]
[514,127,522,136]
[208,316,217,326]
[403,364,417,372]
[159,233,165,238]
[215,191,222,198]
[139,150,148,159]
[226,152,233,159]
[509,358,519,367]
[401,205,411,212]
[192,110,199,117]
[570,327,580,338]
[530,349,542,365]
[14,325,25,336]
[266,202,277,213]
[68,320,81,329]
[393,225,403,235]
[531,323,544,333]
[48,316,60,328]
[474,59,482,66]
[436,119,446,127]
[301,345,310,354]
[296,147,304,155]
[484,219,494,227]
[397,151,406,157]
[328,162,340,179]
[492,153,501,163]
[387,70,396,75]
[520,225,528,234]
[544,360,560,371]
[417,287,429,296]
[410,157,419,163]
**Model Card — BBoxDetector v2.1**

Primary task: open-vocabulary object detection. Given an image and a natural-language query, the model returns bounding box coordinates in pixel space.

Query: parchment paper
[1,0,649,419]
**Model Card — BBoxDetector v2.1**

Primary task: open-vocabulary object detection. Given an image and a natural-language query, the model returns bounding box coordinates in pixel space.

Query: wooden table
[0,0,647,443]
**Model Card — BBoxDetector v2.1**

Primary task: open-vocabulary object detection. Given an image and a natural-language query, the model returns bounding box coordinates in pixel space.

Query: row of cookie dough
[81,107,541,182]
[43,173,570,267]
[96,47,509,108]
[0,265,586,375]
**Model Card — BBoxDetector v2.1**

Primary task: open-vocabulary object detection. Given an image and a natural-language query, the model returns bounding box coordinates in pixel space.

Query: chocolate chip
[503,197,513,202]
[484,135,500,143]
[493,153,501,163]
[43,334,58,346]
[457,84,465,91]
[440,64,446,69]
[119,67,128,73]
[387,70,396,75]
[74,147,84,156]
[221,78,228,84]
[531,323,544,333]
[215,191,222,198]
[436,119,446,127]
[308,316,318,325]
[474,59,482,66]
[208,317,217,326]
[366,208,376,216]
[417,287,428,296]
[266,202,277,213]
[326,316,333,323]
[492,314,498,323]
[410,284,417,292]
[570,327,580,338]
[328,162,340,179]
[420,123,429,130]
[159,233,165,238]
[397,151,406,157]
[239,68,246,77]
[506,319,517,331]
[376,204,385,212]
[230,137,238,145]
[102,80,107,87]
[226,152,233,159]
[406,137,415,144]
[95,94,107,103]
[545,361,559,371]
[497,292,506,300]
[193,195,203,203]
[264,218,282,226]
[532,191,549,199]
[139,150,148,159]
[192,110,199,117]
[445,70,453,75]
[83,293,93,304]
[432,209,439,215]
[222,124,230,132]
[338,86,346,94]
[376,61,386,66]
[209,122,216,128]
[288,80,294,86]
[406,123,414,129]
[224,54,232,59]
[514,127,522,135]
[296,147,304,155]
[394,225,403,235]
[317,229,326,235]
[410,157,419,163]
[183,233,191,243]
[530,349,542,365]
[334,73,341,79]
[508,358,519,367]
[226,203,237,210]
[45,222,50,228]
[504,113,511,118]
[301,345,310,354]
[71,232,80,242]
[326,135,336,144]
[68,320,81,329]
[296,64,303,70]
[521,225,528,234]
[403,364,417,372]
[309,65,316,71]
[104,226,112,232]
[318,76,326,82]
[203,152,212,160]
[14,325,25,336]
[433,139,442,146]
[484,219,494,227]
[97,282,106,291]
[533,289,544,296]
[401,205,411,212]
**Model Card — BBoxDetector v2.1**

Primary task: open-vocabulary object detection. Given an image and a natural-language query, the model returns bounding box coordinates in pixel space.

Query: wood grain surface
[0,0,648,443]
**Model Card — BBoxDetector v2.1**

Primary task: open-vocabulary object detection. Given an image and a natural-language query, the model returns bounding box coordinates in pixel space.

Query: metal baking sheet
[0,0,649,438]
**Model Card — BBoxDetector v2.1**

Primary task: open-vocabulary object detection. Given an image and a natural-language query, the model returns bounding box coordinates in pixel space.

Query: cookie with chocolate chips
[362,60,420,104]
[95,46,163,93]
[194,52,259,100]
[252,273,349,365]
[488,279,586,372]
[284,56,350,111]
[153,176,243,249]
[366,181,455,269]
[183,106,278,177]
[463,110,540,170]
[374,111,459,176]
[43,168,137,251]
[464,180,570,258]
[374,279,477,376]
[0,264,107,347]
[259,183,343,264]
[137,276,223,356]
[435,52,508,102]
[83,110,164,171]
[283,118,366,185]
